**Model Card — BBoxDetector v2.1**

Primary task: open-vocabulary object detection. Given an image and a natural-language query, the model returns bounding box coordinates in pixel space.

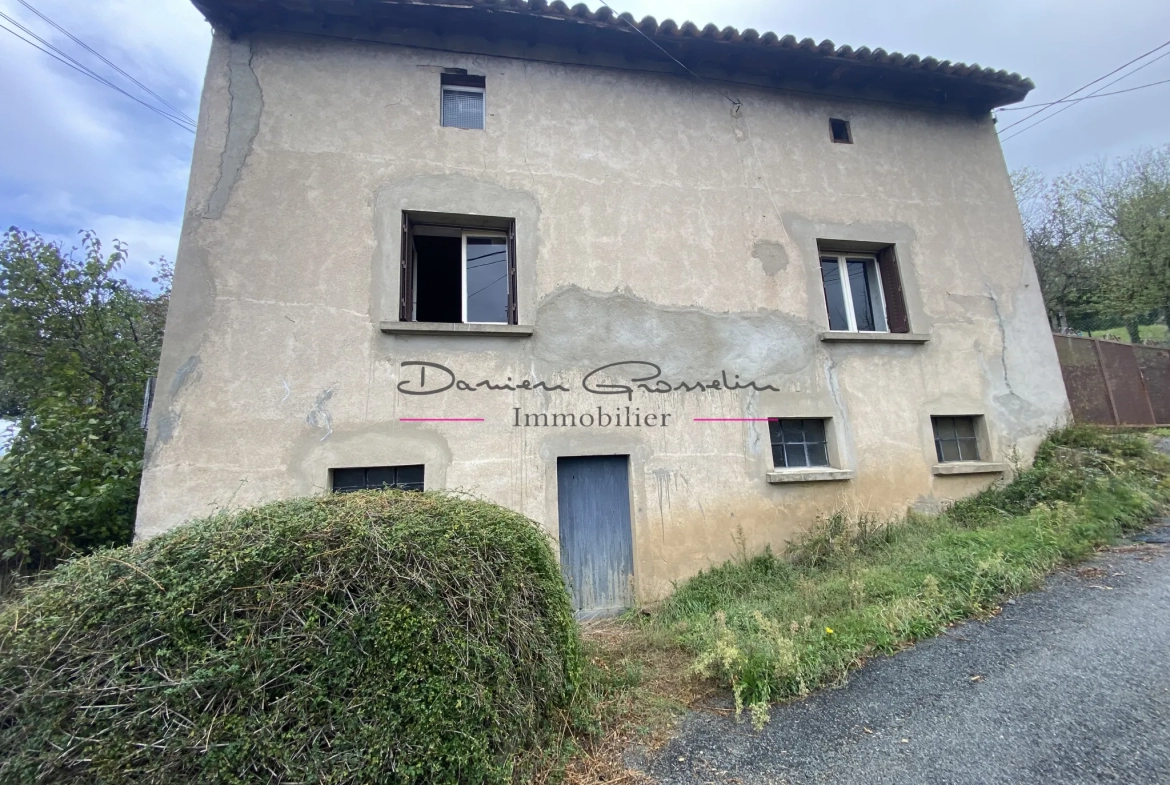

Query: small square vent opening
[830,118,853,144]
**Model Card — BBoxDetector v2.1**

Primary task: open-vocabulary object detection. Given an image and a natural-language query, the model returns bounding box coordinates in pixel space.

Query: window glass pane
[333,468,365,492]
[820,260,850,331]
[785,443,809,468]
[365,467,396,489]
[782,420,805,442]
[395,465,426,491]
[934,417,955,440]
[847,260,875,331]
[771,443,788,468]
[958,438,980,462]
[939,440,961,462]
[803,419,826,442]
[441,88,484,129]
[866,261,888,331]
[806,441,829,467]
[954,418,977,439]
[465,237,509,323]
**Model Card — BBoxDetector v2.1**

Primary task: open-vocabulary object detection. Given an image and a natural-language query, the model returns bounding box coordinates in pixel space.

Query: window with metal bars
[332,465,425,493]
[769,419,830,468]
[932,417,980,462]
[440,73,485,129]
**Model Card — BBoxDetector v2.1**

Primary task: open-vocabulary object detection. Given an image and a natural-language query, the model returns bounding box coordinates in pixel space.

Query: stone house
[137,0,1070,615]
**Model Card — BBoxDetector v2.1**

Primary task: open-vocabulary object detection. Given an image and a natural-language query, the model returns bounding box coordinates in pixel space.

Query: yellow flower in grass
[825,627,834,635]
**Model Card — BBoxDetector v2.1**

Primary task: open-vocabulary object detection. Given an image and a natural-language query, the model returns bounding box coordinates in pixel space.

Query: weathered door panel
[556,456,634,618]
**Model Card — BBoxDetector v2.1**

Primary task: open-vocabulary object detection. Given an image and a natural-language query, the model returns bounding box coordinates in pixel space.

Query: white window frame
[440,85,485,130]
[461,230,508,325]
[823,253,889,333]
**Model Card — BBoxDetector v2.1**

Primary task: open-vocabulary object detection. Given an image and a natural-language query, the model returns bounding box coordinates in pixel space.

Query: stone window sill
[932,461,1007,476]
[380,321,534,337]
[767,468,855,484]
[820,331,930,344]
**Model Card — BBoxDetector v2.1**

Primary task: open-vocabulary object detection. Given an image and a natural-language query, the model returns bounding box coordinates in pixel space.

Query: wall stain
[306,388,334,441]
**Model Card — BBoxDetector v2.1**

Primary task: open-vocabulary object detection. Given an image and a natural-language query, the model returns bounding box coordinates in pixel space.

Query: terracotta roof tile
[192,0,1034,107]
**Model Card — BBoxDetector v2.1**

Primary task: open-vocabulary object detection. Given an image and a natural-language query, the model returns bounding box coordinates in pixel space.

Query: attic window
[830,118,852,144]
[441,73,485,130]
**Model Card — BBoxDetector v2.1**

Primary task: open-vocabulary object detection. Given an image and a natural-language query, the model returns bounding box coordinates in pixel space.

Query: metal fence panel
[1053,335,1117,425]
[1096,340,1156,425]
[1135,346,1170,425]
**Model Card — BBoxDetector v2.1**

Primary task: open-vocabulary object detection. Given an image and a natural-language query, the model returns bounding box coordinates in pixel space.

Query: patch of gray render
[205,39,262,220]
[147,355,202,454]
[532,286,818,383]
[306,388,334,441]
[752,241,788,276]
[169,355,201,396]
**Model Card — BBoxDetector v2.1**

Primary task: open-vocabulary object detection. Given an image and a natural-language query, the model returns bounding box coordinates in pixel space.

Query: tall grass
[646,426,1170,727]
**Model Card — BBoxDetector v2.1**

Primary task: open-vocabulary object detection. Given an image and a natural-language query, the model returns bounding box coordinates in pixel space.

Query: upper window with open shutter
[399,211,518,326]
[818,245,911,334]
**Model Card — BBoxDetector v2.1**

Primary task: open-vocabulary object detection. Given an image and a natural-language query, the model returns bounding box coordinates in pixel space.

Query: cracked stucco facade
[136,29,1069,601]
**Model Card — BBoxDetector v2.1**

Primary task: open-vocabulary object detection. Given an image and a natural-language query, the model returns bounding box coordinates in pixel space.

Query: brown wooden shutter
[507,219,518,325]
[399,213,414,321]
[877,246,910,333]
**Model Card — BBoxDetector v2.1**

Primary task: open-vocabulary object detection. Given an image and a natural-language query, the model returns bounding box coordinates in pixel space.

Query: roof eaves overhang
[190,0,1034,112]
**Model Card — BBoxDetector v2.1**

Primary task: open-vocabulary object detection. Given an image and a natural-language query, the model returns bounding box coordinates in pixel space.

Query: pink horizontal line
[693,418,778,422]
[399,418,485,422]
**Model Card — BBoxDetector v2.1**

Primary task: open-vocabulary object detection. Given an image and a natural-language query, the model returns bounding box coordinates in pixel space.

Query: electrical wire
[594,0,741,109]
[1000,48,1170,142]
[16,0,197,126]
[997,76,1170,110]
[0,11,195,133]
[996,38,1170,136]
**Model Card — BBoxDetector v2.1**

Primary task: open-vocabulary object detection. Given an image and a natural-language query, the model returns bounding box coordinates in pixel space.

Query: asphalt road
[641,521,1170,785]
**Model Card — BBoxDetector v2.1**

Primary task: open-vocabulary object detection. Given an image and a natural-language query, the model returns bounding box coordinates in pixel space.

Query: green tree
[1013,168,1114,332]
[1014,147,1170,343]
[1096,148,1170,334]
[0,229,170,572]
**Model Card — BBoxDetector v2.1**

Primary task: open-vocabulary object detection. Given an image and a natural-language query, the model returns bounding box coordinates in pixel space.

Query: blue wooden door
[557,456,634,617]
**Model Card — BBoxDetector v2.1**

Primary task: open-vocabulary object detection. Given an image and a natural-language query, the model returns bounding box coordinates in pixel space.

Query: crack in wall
[985,286,1016,397]
[206,39,263,219]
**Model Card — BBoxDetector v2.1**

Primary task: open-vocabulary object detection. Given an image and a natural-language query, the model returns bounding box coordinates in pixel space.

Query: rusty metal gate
[1053,334,1170,426]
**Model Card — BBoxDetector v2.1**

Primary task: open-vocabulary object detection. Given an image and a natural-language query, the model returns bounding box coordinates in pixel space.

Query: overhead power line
[997,76,1170,110]
[1000,47,1170,142]
[0,10,195,133]
[997,38,1170,137]
[16,0,197,126]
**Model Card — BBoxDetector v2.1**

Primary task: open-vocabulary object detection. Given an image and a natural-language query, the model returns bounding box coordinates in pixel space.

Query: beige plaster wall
[137,30,1069,602]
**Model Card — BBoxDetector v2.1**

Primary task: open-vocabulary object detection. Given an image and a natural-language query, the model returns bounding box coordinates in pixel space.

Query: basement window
[333,465,425,493]
[441,73,485,130]
[769,419,830,468]
[830,118,852,144]
[819,245,911,333]
[932,417,980,462]
[400,212,517,325]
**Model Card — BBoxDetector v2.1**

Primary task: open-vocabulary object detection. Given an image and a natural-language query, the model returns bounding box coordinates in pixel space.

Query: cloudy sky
[2,0,1168,286]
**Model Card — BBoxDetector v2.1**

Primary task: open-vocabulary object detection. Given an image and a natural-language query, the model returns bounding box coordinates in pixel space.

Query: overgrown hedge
[0,491,582,784]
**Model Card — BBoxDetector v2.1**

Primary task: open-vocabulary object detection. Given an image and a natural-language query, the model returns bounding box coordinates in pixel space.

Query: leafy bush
[650,427,1170,727]
[0,491,582,784]
[0,229,169,574]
